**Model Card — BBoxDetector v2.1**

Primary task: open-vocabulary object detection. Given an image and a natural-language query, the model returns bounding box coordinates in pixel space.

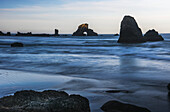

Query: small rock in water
[106,90,130,93]
[114,33,119,36]
[144,29,164,41]
[101,100,151,112]
[0,90,90,112]
[11,42,24,47]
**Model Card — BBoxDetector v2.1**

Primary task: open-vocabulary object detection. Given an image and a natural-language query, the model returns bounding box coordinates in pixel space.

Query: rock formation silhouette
[15,29,59,37]
[0,31,11,36]
[118,16,146,43]
[55,29,59,36]
[144,29,164,41]
[73,23,98,36]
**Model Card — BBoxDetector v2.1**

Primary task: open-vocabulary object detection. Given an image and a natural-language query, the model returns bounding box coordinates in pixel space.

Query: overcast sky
[0,0,170,34]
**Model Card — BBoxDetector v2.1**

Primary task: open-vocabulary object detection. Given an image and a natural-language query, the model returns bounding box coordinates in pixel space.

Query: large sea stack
[144,29,164,41]
[118,16,146,43]
[73,23,98,36]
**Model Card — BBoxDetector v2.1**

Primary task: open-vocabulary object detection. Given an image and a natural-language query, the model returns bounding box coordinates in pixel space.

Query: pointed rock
[118,16,146,43]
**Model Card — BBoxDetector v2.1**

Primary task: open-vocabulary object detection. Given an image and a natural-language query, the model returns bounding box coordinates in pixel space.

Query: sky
[0,0,170,34]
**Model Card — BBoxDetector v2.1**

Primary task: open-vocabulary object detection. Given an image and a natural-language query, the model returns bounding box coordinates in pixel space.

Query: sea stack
[144,29,164,41]
[55,29,59,36]
[73,23,98,36]
[118,16,146,43]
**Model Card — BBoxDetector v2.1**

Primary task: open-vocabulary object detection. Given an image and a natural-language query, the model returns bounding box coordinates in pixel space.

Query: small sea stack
[114,33,119,36]
[118,15,146,43]
[101,100,151,112]
[144,29,164,41]
[11,42,24,47]
[0,90,90,112]
[73,23,98,36]
[54,29,60,36]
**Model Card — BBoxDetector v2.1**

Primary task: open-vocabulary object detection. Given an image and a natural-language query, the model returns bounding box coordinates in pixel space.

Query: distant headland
[0,29,59,37]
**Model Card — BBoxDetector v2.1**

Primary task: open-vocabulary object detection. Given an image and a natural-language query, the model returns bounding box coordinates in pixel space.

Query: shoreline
[0,69,169,112]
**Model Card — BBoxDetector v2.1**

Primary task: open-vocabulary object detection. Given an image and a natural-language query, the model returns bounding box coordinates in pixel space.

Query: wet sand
[0,69,169,112]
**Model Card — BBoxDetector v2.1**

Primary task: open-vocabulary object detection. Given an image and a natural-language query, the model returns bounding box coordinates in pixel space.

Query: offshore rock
[0,90,90,112]
[114,33,119,36]
[144,29,164,41]
[11,42,24,47]
[87,29,98,36]
[101,100,151,112]
[55,29,60,36]
[118,16,146,43]
[0,31,11,36]
[0,31,4,36]
[73,23,98,36]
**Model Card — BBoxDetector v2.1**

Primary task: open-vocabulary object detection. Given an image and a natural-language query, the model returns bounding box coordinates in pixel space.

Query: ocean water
[0,34,170,112]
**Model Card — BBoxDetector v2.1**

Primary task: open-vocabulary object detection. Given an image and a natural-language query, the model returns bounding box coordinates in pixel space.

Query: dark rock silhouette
[15,29,60,37]
[73,23,98,36]
[0,31,4,35]
[11,42,24,47]
[16,31,51,37]
[144,29,164,41]
[6,32,11,36]
[118,16,146,43]
[101,100,151,112]
[55,29,59,36]
[114,33,119,36]
[106,90,130,93]
[87,29,98,36]
[0,31,11,36]
[0,90,90,112]
[16,32,33,36]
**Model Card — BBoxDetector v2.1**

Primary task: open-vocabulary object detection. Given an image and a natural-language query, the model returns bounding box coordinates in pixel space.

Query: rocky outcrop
[55,29,59,36]
[0,31,11,36]
[87,29,98,36]
[118,16,146,43]
[144,29,164,41]
[11,42,24,47]
[73,23,98,36]
[114,33,119,36]
[0,31,4,35]
[101,100,151,112]
[16,32,33,36]
[0,90,90,112]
